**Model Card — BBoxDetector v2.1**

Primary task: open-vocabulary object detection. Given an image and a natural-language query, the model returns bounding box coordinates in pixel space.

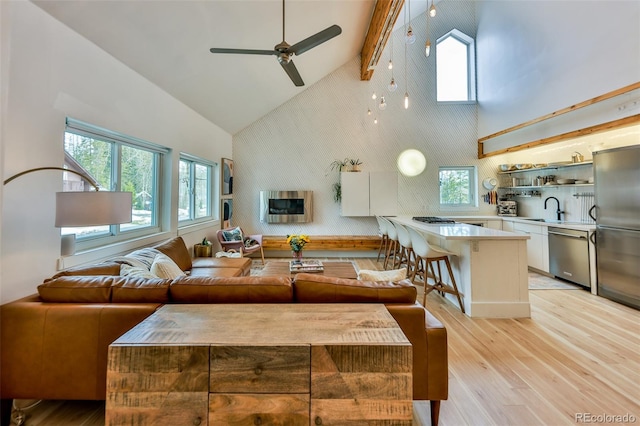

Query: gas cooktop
[412,216,456,224]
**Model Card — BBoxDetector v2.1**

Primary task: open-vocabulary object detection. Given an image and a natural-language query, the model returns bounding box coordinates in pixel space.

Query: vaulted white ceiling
[32,0,429,135]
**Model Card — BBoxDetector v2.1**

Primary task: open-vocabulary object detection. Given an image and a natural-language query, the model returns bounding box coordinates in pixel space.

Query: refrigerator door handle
[588,205,596,221]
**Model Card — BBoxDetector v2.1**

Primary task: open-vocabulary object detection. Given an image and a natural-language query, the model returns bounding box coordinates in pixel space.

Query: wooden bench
[262,235,381,251]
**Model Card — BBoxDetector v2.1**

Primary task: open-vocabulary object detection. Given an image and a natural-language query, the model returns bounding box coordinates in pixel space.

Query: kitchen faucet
[544,196,564,221]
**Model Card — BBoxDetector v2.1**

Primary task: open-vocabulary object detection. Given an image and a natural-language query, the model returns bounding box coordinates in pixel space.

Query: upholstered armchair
[216,227,265,264]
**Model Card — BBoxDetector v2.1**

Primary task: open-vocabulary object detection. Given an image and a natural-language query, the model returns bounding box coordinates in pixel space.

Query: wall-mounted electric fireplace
[259,190,313,223]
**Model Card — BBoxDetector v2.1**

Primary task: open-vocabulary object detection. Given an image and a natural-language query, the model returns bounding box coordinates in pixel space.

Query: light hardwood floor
[7,258,640,425]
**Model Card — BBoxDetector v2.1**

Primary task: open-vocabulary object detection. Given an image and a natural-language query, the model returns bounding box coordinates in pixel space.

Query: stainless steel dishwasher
[548,227,590,288]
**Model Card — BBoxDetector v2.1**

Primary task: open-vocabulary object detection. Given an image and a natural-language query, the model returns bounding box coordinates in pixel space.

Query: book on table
[289,259,324,272]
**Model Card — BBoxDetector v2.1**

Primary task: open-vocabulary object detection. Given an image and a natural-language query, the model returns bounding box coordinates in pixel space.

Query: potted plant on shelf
[194,237,212,257]
[349,158,363,172]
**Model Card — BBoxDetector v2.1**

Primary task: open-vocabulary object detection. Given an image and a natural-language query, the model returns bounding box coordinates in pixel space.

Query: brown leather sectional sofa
[1,237,448,425]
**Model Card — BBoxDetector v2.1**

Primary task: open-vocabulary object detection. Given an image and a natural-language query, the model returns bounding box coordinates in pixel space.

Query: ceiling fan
[209,0,342,87]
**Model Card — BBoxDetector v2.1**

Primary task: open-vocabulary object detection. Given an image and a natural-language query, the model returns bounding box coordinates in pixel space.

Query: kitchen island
[390,216,531,318]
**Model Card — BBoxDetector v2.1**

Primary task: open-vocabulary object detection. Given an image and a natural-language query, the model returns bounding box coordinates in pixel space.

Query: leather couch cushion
[188,267,242,278]
[154,237,193,271]
[111,277,172,303]
[50,262,121,278]
[170,276,293,303]
[38,276,113,302]
[293,273,417,303]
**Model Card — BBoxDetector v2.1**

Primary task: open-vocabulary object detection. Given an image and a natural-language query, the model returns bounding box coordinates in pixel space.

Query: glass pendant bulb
[425,39,431,57]
[374,117,378,124]
[367,108,372,116]
[372,92,377,100]
[404,92,409,109]
[388,60,393,70]
[388,77,398,92]
[429,3,437,18]
[405,26,416,44]
[379,96,387,110]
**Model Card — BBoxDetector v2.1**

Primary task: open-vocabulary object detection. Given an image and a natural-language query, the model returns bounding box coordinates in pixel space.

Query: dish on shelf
[533,163,548,168]
[556,178,577,184]
[574,180,588,184]
[544,182,556,186]
[547,161,573,166]
[515,163,533,170]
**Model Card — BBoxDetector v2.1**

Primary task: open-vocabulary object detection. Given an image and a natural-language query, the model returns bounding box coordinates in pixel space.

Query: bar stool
[392,221,415,276]
[407,226,465,313]
[375,216,389,263]
[380,217,399,270]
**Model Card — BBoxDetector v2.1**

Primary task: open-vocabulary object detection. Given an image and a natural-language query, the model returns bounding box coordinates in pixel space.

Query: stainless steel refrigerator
[593,145,640,310]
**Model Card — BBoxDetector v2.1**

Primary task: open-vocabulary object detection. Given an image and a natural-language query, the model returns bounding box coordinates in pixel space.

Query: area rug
[528,272,583,290]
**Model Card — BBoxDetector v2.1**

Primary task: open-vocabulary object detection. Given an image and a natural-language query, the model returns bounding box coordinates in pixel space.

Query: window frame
[438,165,478,211]
[436,29,477,104]
[178,153,217,227]
[63,118,166,250]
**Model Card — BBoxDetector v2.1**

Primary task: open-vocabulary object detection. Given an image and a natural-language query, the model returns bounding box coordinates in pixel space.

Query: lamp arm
[3,167,101,191]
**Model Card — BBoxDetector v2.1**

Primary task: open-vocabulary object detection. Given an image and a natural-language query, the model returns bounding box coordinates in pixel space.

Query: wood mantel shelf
[262,235,380,251]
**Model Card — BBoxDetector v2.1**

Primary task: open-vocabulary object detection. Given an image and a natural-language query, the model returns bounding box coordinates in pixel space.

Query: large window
[63,119,165,247]
[178,155,215,224]
[436,29,476,102]
[439,166,477,209]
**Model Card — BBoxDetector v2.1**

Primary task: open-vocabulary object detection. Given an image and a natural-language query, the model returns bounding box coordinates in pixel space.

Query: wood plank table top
[112,303,410,346]
[259,260,358,279]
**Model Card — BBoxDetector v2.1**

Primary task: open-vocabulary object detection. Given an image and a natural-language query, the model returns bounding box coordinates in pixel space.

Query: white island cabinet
[390,216,531,318]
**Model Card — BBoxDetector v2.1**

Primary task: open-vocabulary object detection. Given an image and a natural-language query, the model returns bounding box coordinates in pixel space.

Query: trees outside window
[63,119,163,248]
[439,166,477,209]
[179,156,215,225]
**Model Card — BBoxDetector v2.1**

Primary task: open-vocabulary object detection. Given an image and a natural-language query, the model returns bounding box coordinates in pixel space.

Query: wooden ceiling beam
[360,0,405,81]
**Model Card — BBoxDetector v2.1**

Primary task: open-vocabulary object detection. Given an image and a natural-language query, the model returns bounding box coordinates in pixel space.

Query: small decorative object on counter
[287,234,310,260]
[194,237,212,257]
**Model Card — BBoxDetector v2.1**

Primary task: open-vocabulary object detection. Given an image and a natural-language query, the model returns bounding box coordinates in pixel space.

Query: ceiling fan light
[425,39,432,57]
[429,3,437,18]
[388,78,398,92]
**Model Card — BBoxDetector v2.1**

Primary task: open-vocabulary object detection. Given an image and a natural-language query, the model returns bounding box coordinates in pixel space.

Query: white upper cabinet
[341,171,398,217]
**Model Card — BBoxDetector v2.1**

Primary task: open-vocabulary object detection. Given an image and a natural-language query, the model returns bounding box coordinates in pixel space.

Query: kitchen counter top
[504,217,595,231]
[391,216,530,240]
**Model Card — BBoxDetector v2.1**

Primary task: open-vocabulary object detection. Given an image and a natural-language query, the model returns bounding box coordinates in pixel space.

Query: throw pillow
[150,253,186,279]
[222,227,243,242]
[358,268,407,282]
[120,264,159,279]
[125,247,161,269]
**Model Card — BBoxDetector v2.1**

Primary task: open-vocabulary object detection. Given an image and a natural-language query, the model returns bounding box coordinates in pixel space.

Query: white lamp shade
[397,149,427,177]
[55,191,132,227]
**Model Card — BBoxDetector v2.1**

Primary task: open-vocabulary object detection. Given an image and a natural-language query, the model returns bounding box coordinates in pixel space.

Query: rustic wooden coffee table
[106,303,412,425]
[260,260,358,279]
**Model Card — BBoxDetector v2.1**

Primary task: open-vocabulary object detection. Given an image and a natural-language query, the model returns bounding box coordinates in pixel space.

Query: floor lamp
[3,167,132,255]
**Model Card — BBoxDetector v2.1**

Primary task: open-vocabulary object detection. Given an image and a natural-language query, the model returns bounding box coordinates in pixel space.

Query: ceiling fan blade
[288,24,342,56]
[280,60,304,87]
[210,48,276,56]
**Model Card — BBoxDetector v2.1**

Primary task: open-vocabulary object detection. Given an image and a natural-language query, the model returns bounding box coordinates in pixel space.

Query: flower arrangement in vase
[286,234,310,260]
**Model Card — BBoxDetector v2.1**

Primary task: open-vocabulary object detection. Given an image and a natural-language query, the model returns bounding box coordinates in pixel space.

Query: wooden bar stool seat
[375,216,389,263]
[407,227,465,313]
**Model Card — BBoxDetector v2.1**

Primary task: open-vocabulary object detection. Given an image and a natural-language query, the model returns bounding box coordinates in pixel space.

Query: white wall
[476,0,640,140]
[233,1,505,237]
[0,1,232,303]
